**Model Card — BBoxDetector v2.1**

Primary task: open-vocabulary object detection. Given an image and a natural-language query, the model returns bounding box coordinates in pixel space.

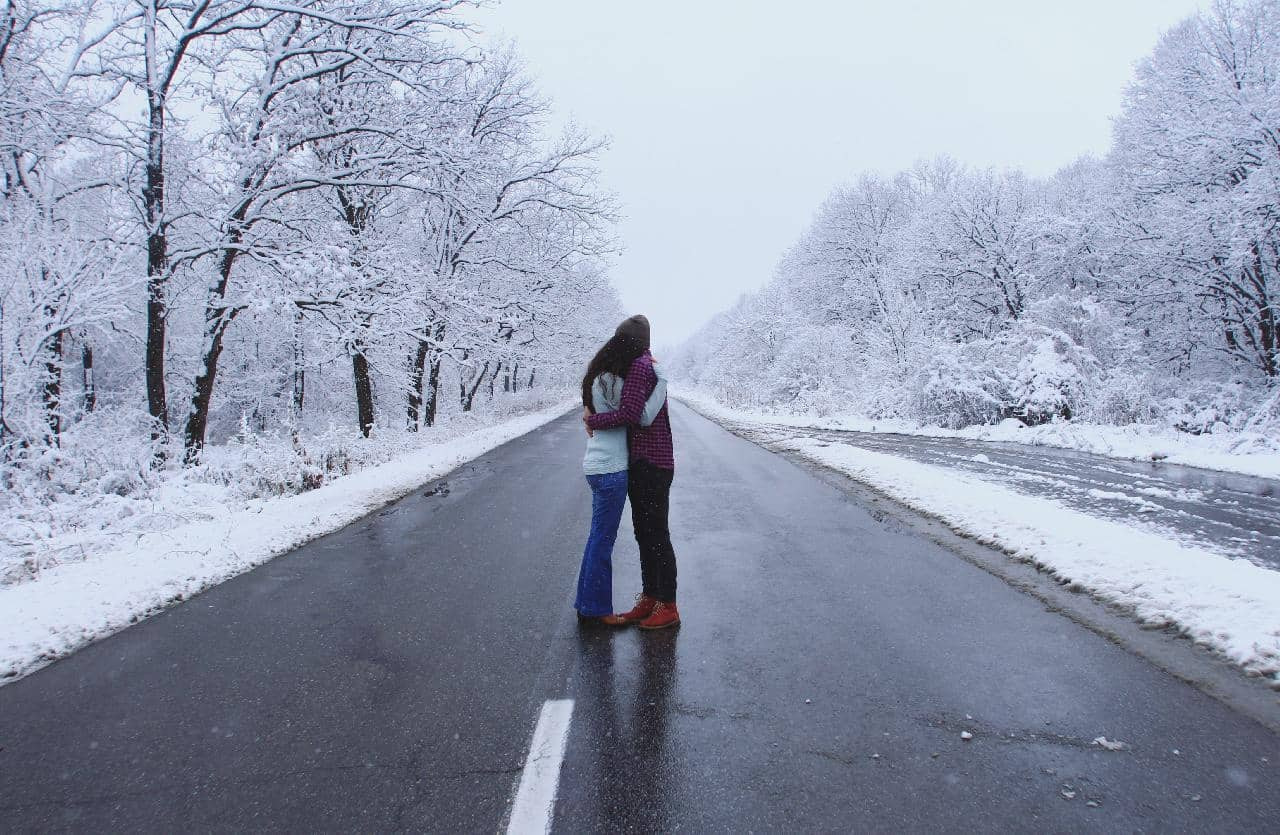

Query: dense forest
[0,1,620,467]
[673,0,1279,436]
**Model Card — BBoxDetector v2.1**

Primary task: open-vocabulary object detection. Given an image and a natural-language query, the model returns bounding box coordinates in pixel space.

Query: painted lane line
[506,698,574,835]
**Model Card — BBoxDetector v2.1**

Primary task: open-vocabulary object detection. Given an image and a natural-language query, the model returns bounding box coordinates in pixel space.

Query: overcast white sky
[471,0,1205,347]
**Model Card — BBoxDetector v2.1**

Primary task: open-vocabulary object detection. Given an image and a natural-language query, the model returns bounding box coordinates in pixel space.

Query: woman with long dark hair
[574,320,668,624]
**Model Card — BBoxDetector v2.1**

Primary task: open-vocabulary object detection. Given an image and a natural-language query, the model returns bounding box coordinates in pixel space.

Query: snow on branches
[674,0,1280,434]
[0,0,619,470]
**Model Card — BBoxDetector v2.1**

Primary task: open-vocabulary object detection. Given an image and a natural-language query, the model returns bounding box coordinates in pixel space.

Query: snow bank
[0,403,571,684]
[781,437,1280,684]
[677,389,1280,480]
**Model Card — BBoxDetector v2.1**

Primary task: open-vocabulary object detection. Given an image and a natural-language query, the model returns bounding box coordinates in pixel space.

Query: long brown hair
[581,333,647,412]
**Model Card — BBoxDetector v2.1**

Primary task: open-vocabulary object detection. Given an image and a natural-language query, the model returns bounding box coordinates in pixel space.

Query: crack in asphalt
[672,702,716,720]
[922,714,1122,751]
[804,719,1118,770]
[810,749,861,767]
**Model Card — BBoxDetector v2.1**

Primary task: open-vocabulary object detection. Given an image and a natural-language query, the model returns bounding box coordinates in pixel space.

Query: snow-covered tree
[1112,0,1280,382]
[674,0,1280,432]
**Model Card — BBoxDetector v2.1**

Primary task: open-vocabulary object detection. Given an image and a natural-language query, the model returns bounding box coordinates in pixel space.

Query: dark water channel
[733,422,1280,572]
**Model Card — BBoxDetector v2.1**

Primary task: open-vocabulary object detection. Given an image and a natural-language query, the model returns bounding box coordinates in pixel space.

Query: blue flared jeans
[575,470,629,616]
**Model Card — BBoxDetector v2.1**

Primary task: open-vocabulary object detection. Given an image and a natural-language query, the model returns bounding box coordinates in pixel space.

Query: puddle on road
[423,482,451,498]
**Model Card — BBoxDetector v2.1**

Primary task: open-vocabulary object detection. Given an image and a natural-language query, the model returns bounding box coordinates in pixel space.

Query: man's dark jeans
[628,458,677,602]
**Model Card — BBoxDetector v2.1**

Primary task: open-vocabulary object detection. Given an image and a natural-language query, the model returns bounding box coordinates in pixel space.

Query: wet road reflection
[562,627,680,833]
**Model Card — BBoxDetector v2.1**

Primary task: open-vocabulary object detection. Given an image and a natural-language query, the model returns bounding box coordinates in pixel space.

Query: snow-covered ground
[682,394,1280,687]
[0,401,572,684]
[676,390,1280,481]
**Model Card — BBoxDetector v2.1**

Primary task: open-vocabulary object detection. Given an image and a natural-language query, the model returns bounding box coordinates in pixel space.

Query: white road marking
[506,698,574,835]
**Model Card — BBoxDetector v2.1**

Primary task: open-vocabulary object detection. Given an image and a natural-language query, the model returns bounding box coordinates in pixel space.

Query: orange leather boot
[638,601,680,630]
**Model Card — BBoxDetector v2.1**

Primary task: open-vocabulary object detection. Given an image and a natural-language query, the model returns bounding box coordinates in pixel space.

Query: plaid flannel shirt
[585,353,675,470]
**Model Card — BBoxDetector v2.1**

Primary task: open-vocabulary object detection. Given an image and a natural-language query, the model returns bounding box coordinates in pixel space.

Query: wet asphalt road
[1,406,1278,832]
[729,421,1280,570]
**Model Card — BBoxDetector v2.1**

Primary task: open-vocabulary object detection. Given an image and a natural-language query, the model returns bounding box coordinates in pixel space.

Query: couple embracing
[574,314,680,630]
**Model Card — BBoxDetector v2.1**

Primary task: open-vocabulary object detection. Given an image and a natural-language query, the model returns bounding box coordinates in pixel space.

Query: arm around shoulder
[585,359,652,430]
[640,363,668,427]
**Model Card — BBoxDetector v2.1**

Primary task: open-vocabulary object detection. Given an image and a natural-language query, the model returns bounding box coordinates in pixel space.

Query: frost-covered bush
[1243,387,1280,436]
[766,325,867,415]
[1,405,162,583]
[1086,369,1164,425]
[997,322,1098,425]
[192,386,573,500]
[1162,380,1256,435]
[902,314,1100,429]
[770,337,829,405]
[787,384,856,418]
[1007,337,1081,423]
[908,341,1008,428]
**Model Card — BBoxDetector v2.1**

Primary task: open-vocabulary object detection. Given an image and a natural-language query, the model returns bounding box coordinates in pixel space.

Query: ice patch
[1092,736,1128,751]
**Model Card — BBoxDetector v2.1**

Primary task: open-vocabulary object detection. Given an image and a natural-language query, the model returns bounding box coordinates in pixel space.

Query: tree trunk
[290,312,305,437]
[528,367,536,389]
[293,341,306,417]
[408,321,445,430]
[143,8,169,442]
[144,245,167,438]
[1248,244,1276,378]
[42,327,62,443]
[510,362,519,393]
[81,342,96,413]
[0,305,7,447]
[407,341,428,430]
[353,348,375,437]
[424,354,441,428]
[488,362,501,398]
[183,312,235,463]
[461,360,488,412]
[456,350,469,408]
[183,220,249,462]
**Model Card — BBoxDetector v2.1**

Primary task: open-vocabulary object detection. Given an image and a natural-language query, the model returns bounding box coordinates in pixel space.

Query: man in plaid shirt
[584,315,681,629]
